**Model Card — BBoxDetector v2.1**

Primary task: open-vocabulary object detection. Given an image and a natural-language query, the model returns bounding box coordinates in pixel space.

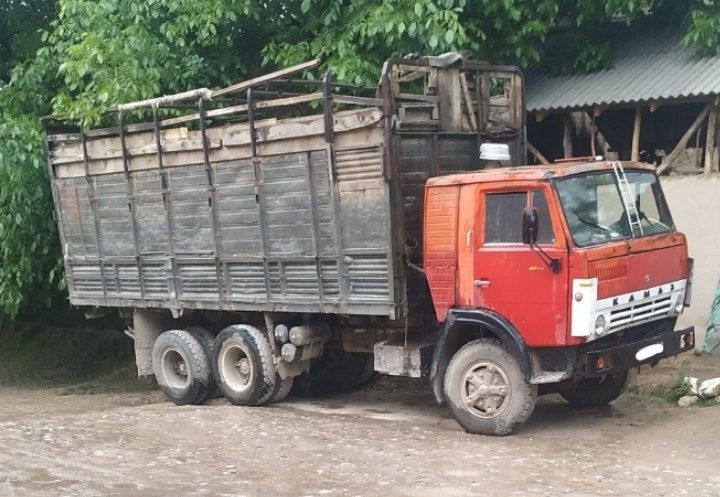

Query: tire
[291,350,376,396]
[185,326,220,401]
[444,339,536,436]
[152,329,212,406]
[560,372,629,409]
[347,353,377,389]
[213,324,276,406]
[269,376,295,404]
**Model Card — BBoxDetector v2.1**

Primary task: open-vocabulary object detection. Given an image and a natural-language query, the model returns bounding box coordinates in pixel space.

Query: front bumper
[585,326,694,378]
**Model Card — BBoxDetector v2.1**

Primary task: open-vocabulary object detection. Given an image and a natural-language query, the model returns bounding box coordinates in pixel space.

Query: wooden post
[704,97,719,175]
[459,73,477,131]
[658,102,712,174]
[563,114,573,158]
[631,106,642,162]
[571,111,613,158]
[437,68,462,131]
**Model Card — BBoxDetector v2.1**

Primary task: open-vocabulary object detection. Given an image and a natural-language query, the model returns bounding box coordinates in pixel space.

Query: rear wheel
[152,329,212,406]
[185,326,220,401]
[293,350,376,395]
[269,376,295,403]
[213,325,276,406]
[444,339,536,436]
[560,372,629,409]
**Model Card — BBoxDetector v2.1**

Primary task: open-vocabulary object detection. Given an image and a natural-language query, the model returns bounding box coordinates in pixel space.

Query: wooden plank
[704,97,718,175]
[159,92,323,128]
[436,68,462,131]
[631,106,642,162]
[527,142,549,164]
[459,73,477,131]
[212,59,319,98]
[396,70,425,83]
[396,93,440,103]
[658,102,712,174]
[46,133,83,142]
[333,95,383,107]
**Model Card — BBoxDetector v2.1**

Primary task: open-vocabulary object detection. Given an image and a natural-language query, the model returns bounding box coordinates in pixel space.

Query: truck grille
[608,294,674,331]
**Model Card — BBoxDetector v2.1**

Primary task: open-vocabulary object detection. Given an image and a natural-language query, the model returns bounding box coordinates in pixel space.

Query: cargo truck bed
[43,56,524,319]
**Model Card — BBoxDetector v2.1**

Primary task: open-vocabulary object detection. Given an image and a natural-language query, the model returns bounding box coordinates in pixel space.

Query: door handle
[473,278,491,288]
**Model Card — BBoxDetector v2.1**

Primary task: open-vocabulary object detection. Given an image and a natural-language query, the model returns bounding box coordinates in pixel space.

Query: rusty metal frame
[198,98,226,307]
[40,120,76,296]
[321,72,350,305]
[247,87,274,304]
[80,132,108,300]
[117,111,147,303]
[151,105,180,311]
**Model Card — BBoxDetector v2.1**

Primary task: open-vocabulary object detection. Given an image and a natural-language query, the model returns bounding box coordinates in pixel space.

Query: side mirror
[522,207,538,245]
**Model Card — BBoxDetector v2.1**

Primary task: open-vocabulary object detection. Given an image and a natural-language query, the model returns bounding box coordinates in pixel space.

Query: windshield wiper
[638,211,670,230]
[575,216,624,239]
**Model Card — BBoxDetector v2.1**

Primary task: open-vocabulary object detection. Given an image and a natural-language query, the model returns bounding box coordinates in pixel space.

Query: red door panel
[472,187,569,347]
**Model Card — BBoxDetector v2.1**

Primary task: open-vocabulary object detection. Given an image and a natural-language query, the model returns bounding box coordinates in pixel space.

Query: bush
[0,116,63,318]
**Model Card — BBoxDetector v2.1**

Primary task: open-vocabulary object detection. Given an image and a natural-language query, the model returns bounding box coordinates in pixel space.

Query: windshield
[555,170,674,247]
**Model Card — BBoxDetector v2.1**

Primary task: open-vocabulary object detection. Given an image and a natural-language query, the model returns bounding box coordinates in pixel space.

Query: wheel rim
[219,343,254,393]
[461,360,511,419]
[161,348,190,390]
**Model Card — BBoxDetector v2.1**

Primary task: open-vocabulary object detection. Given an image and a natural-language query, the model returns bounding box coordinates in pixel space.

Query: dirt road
[1,368,719,497]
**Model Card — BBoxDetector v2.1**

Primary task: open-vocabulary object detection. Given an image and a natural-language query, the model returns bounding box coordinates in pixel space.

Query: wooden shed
[525,23,720,176]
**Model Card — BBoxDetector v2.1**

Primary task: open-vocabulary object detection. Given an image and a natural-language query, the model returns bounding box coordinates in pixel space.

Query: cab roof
[426,160,656,187]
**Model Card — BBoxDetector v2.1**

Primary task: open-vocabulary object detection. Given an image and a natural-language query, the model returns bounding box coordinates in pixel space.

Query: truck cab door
[472,187,569,347]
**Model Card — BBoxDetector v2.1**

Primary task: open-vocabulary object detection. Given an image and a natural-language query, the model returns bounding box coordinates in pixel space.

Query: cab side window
[484,190,555,245]
[532,191,555,245]
[485,192,526,243]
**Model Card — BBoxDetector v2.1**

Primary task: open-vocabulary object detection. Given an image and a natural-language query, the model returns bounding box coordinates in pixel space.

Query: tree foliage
[0,117,61,316]
[0,0,55,85]
[1,0,720,318]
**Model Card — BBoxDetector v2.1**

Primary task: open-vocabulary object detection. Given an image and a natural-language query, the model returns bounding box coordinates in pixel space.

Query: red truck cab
[425,160,693,435]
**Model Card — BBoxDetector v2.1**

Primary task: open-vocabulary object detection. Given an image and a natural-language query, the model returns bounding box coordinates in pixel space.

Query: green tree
[265,0,720,83]
[0,0,55,85]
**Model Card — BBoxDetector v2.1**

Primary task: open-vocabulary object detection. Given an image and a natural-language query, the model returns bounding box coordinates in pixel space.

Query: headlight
[674,302,684,314]
[595,315,608,335]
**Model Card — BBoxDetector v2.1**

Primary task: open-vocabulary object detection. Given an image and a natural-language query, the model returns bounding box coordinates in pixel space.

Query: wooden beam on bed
[212,59,320,98]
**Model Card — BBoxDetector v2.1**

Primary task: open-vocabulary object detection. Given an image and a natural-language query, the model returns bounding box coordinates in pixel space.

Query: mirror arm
[530,242,561,273]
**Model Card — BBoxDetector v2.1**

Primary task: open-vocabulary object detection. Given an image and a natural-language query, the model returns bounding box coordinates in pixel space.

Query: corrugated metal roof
[526,24,720,112]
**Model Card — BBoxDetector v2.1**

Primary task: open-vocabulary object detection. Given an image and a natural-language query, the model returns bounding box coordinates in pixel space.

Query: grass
[0,319,156,394]
[627,358,719,408]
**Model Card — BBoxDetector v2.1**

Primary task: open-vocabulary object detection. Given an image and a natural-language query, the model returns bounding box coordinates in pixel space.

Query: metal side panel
[60,141,397,317]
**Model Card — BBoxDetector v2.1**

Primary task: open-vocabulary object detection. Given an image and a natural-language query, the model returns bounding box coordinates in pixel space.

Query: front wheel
[444,339,536,436]
[560,372,629,409]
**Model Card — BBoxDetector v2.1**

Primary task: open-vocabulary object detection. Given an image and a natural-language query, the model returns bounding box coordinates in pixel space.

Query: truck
[42,55,694,435]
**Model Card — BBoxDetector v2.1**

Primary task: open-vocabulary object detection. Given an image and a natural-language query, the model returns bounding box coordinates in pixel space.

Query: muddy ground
[0,354,719,497]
